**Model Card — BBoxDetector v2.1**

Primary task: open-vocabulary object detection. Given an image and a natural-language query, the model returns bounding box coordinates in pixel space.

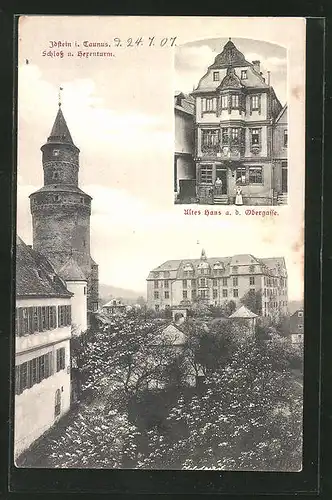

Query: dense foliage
[27,313,303,471]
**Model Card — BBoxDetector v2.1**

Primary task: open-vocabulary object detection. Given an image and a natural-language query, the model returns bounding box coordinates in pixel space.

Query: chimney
[252,60,260,73]
[267,71,271,86]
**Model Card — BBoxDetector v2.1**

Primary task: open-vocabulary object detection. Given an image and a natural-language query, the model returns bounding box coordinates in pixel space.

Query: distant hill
[288,300,304,315]
[99,283,146,305]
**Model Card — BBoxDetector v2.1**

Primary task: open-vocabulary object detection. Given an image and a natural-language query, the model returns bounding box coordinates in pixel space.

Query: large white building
[147,249,288,319]
[14,236,73,459]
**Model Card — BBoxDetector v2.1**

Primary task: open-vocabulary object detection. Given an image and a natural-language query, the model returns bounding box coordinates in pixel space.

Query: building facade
[29,102,99,314]
[174,92,195,202]
[147,250,288,319]
[175,39,288,206]
[289,308,304,344]
[15,236,72,459]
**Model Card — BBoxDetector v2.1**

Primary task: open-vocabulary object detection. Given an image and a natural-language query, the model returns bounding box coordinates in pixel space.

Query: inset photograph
[174,38,288,206]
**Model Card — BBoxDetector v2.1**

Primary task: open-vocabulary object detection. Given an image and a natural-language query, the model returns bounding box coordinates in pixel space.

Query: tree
[241,290,262,315]
[223,300,237,317]
[137,337,302,471]
[48,404,141,468]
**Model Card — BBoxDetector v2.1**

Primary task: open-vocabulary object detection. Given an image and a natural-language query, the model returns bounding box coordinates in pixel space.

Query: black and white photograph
[174,37,288,206]
[14,16,305,471]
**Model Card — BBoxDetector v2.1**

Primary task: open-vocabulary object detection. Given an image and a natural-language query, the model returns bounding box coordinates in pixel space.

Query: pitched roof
[230,305,258,319]
[174,92,195,116]
[16,235,72,298]
[209,39,251,70]
[147,254,287,280]
[158,323,186,346]
[58,257,87,281]
[47,105,74,145]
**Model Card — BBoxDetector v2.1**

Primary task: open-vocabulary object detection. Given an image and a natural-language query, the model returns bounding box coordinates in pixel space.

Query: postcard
[14,15,305,471]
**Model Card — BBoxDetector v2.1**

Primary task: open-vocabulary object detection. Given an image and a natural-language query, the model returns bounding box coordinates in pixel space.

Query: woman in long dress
[235,186,243,205]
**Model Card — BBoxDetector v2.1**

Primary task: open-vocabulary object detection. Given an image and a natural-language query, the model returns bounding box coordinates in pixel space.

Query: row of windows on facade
[154,276,258,289]
[15,347,66,395]
[154,288,247,300]
[15,305,72,337]
[201,128,287,148]
[201,94,261,113]
[153,270,286,283]
[264,300,288,310]
[212,69,249,82]
[200,164,264,185]
[154,288,288,301]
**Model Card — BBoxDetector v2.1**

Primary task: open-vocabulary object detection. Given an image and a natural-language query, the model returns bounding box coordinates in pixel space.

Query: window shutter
[258,94,261,115]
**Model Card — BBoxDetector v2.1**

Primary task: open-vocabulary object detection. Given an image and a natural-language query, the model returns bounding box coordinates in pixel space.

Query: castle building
[147,250,288,319]
[29,102,99,317]
[15,236,72,459]
[175,39,288,206]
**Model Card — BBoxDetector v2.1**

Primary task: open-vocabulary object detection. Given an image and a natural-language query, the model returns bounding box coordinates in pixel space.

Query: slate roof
[16,235,72,298]
[58,256,87,281]
[147,254,287,279]
[174,92,195,116]
[230,305,258,319]
[47,105,74,145]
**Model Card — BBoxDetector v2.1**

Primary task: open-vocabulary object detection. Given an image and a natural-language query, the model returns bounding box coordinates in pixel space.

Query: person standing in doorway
[235,186,243,205]
[215,177,223,196]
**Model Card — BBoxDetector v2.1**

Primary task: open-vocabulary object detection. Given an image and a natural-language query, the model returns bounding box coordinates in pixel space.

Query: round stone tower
[30,101,99,311]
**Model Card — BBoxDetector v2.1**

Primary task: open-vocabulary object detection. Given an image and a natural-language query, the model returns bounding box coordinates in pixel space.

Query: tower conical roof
[209,39,251,69]
[47,105,74,144]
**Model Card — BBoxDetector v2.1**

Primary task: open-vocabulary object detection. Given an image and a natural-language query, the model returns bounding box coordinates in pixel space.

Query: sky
[17,16,305,300]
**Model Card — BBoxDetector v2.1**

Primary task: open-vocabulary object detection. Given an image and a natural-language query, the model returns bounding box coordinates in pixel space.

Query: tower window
[80,197,84,203]
[52,172,59,180]
[53,149,60,156]
[213,71,220,81]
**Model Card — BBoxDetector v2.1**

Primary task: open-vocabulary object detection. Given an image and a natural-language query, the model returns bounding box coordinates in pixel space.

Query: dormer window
[80,197,84,203]
[53,149,60,156]
[213,71,220,81]
[241,70,247,79]
[53,195,60,202]
[52,171,59,180]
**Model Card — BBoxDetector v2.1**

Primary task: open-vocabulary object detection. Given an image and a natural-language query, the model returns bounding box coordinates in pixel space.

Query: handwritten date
[49,37,177,49]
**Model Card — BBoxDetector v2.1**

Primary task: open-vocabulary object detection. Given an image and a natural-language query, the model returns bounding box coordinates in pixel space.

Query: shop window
[249,167,263,184]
